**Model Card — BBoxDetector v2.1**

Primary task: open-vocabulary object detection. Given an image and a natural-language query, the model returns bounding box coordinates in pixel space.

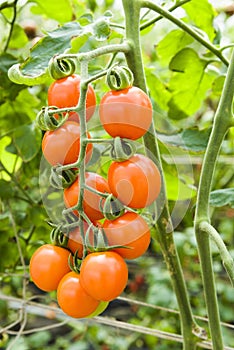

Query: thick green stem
[141,0,229,66]
[194,49,234,350]
[122,1,201,349]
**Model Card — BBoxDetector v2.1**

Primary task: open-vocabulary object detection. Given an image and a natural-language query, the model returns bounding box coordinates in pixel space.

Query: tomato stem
[121,0,202,348]
[194,48,234,350]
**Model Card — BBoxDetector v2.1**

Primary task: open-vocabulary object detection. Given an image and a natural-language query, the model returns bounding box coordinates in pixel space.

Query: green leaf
[145,68,171,110]
[210,188,234,208]
[0,136,22,180]
[165,171,196,201]
[212,75,225,96]
[8,16,112,85]
[8,24,28,49]
[30,0,73,23]
[157,29,193,65]
[182,0,216,41]
[13,123,42,162]
[0,53,26,104]
[168,48,215,119]
[0,179,15,198]
[158,127,211,152]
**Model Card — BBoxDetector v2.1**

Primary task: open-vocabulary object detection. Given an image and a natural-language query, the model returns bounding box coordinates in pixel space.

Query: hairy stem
[122,0,202,348]
[140,0,191,31]
[194,48,234,350]
[199,222,234,286]
[141,0,229,66]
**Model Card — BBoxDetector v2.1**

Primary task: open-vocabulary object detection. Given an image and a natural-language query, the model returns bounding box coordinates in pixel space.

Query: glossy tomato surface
[80,251,128,301]
[29,244,70,292]
[64,172,110,221]
[42,121,93,166]
[99,86,152,140]
[103,212,151,259]
[57,271,100,318]
[48,74,96,122]
[108,154,161,208]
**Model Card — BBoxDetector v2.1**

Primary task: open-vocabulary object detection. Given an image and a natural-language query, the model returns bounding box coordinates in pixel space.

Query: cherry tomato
[103,212,151,259]
[29,244,70,292]
[108,154,161,208]
[80,251,128,301]
[48,74,96,122]
[42,121,93,166]
[64,172,110,221]
[99,86,152,140]
[57,271,100,318]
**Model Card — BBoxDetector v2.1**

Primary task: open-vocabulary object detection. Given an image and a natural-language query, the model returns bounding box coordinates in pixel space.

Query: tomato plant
[64,172,110,221]
[103,211,151,259]
[42,121,93,166]
[67,221,94,258]
[48,74,96,122]
[99,86,152,140]
[80,251,128,301]
[108,153,161,208]
[57,271,100,318]
[29,244,71,292]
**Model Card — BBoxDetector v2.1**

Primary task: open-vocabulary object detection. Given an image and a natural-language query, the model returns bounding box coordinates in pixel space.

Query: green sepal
[106,65,134,90]
[100,193,125,220]
[50,166,78,189]
[110,137,136,162]
[48,56,76,80]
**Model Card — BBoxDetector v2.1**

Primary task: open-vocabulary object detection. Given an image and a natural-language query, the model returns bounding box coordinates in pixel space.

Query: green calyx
[50,225,68,248]
[36,106,69,131]
[100,193,125,220]
[50,166,78,190]
[48,56,76,80]
[106,65,134,90]
[110,137,136,161]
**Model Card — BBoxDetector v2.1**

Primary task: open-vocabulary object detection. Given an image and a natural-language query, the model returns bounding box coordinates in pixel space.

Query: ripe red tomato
[99,86,152,140]
[29,244,71,292]
[48,74,96,122]
[108,154,161,208]
[42,121,93,166]
[64,172,110,221]
[80,251,128,301]
[57,271,100,318]
[103,212,151,259]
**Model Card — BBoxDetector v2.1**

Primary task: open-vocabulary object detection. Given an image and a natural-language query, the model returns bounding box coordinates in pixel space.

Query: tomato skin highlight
[64,172,110,222]
[108,154,161,208]
[57,271,100,318]
[103,212,151,259]
[48,74,96,122]
[29,244,71,292]
[99,86,152,140]
[80,251,128,301]
[42,121,93,166]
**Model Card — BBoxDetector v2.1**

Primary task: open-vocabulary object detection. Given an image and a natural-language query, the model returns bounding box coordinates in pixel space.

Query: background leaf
[182,0,216,41]
[156,29,193,65]
[210,188,234,208]
[158,127,211,152]
[168,48,215,119]
[13,124,42,162]
[30,0,73,23]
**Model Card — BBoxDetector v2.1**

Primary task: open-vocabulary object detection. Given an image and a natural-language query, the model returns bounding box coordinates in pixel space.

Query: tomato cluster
[30,71,162,319]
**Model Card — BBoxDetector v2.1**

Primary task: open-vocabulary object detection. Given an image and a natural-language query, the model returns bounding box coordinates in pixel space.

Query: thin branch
[4,0,19,52]
[140,0,191,30]
[199,222,234,286]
